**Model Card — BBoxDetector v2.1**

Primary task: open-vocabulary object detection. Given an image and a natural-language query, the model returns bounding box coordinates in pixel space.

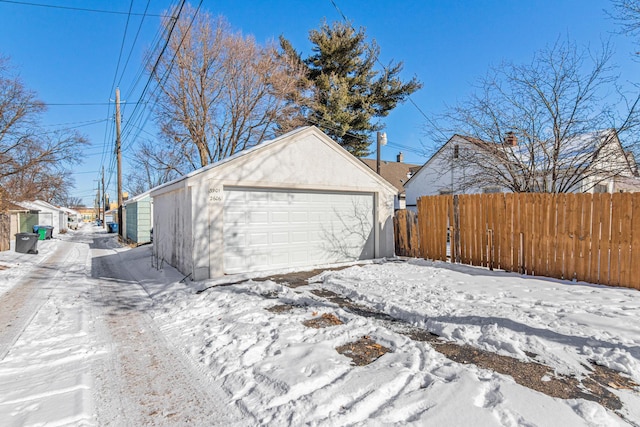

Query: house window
[439,189,453,195]
[482,186,501,194]
[593,184,608,193]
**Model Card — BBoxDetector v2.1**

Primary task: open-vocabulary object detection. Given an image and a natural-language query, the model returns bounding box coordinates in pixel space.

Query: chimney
[397,152,404,163]
[504,131,517,146]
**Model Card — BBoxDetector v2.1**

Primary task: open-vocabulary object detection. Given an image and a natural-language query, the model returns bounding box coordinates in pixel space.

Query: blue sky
[0,0,637,206]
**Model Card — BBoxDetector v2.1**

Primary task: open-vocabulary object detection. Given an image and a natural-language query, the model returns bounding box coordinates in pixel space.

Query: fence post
[453,195,460,263]
[519,232,525,274]
[487,229,494,271]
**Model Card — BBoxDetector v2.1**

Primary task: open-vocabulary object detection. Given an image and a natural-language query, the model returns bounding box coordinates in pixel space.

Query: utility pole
[115,87,123,237]
[96,179,100,223]
[102,166,106,229]
[376,131,387,175]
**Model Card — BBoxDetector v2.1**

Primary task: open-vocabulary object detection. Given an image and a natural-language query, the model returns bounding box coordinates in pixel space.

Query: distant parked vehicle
[68,216,79,230]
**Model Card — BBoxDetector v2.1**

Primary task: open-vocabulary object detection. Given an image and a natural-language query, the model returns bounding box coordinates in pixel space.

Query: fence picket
[610,194,623,287]
[618,193,632,287]
[574,194,589,282]
[503,194,513,271]
[589,194,602,284]
[630,194,640,290]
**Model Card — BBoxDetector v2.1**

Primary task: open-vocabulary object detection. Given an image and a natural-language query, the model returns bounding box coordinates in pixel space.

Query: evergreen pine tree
[279,21,421,156]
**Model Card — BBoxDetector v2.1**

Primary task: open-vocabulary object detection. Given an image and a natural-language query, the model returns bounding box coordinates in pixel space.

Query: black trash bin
[15,233,39,254]
[42,226,54,239]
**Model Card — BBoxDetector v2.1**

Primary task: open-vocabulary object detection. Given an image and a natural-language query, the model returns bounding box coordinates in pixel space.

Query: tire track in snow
[0,235,101,426]
[89,235,247,426]
[0,240,76,361]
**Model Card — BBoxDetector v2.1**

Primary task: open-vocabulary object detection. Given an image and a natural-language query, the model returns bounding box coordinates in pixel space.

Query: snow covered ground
[0,224,639,426]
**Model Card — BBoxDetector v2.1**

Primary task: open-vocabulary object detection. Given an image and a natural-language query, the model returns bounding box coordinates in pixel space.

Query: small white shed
[150,126,397,281]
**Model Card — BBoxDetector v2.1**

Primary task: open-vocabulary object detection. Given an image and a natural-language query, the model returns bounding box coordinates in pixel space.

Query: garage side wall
[153,188,193,277]
[377,191,396,258]
[191,181,211,281]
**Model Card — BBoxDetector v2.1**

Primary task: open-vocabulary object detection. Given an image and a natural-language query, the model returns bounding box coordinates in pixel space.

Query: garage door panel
[249,211,269,224]
[290,211,308,223]
[291,250,308,263]
[225,191,247,203]
[270,252,289,266]
[225,210,246,225]
[226,231,246,246]
[248,232,269,246]
[291,231,308,243]
[271,211,289,223]
[271,232,289,244]
[223,188,374,274]
[250,253,269,268]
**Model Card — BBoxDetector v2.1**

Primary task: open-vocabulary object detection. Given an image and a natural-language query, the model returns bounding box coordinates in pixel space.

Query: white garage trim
[222,187,375,274]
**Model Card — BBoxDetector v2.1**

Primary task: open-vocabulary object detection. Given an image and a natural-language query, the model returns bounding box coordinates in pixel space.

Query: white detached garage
[150,126,397,281]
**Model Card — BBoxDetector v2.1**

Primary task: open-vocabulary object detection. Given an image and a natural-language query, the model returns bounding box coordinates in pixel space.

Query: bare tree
[146,5,305,173]
[427,40,640,194]
[0,57,87,209]
[57,196,85,208]
[125,138,186,196]
[612,0,640,42]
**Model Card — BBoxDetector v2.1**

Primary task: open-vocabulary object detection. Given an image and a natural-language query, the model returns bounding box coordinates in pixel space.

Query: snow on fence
[403,193,640,290]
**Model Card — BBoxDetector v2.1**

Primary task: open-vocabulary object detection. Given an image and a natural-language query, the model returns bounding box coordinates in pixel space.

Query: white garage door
[223,188,375,274]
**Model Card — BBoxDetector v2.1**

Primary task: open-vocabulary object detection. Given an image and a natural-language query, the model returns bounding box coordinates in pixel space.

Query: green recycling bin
[37,228,47,240]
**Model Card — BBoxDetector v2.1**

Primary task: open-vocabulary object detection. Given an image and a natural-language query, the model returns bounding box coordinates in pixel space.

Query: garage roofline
[150,126,398,197]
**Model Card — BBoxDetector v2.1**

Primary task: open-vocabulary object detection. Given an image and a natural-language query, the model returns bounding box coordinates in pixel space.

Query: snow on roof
[123,189,152,206]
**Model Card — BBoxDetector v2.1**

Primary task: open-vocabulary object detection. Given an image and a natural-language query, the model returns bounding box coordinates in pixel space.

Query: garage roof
[150,126,397,197]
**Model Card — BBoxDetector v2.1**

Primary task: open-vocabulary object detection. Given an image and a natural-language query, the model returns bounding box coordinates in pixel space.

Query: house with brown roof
[405,131,640,210]
[361,152,420,210]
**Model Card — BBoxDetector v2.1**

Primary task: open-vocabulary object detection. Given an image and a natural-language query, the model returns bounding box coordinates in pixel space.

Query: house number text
[208,186,223,203]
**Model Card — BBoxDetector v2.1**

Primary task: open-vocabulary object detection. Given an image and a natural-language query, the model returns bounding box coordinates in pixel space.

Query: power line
[109,0,135,95]
[117,0,152,89]
[102,0,190,194]
[0,0,169,17]
[42,118,109,128]
[120,0,199,154]
[36,102,144,106]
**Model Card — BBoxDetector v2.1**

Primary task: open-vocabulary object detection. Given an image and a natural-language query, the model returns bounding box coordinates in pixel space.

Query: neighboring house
[1,201,31,250]
[150,126,397,281]
[123,191,153,245]
[405,130,640,210]
[75,207,97,222]
[6,201,30,238]
[14,200,67,235]
[361,152,420,209]
[60,207,81,230]
[104,209,116,224]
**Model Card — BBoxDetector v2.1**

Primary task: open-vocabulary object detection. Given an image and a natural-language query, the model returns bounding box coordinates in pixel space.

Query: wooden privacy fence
[393,209,420,257]
[0,213,9,252]
[407,193,640,290]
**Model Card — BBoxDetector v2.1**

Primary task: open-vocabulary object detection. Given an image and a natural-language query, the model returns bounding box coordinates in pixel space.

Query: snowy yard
[0,224,639,426]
